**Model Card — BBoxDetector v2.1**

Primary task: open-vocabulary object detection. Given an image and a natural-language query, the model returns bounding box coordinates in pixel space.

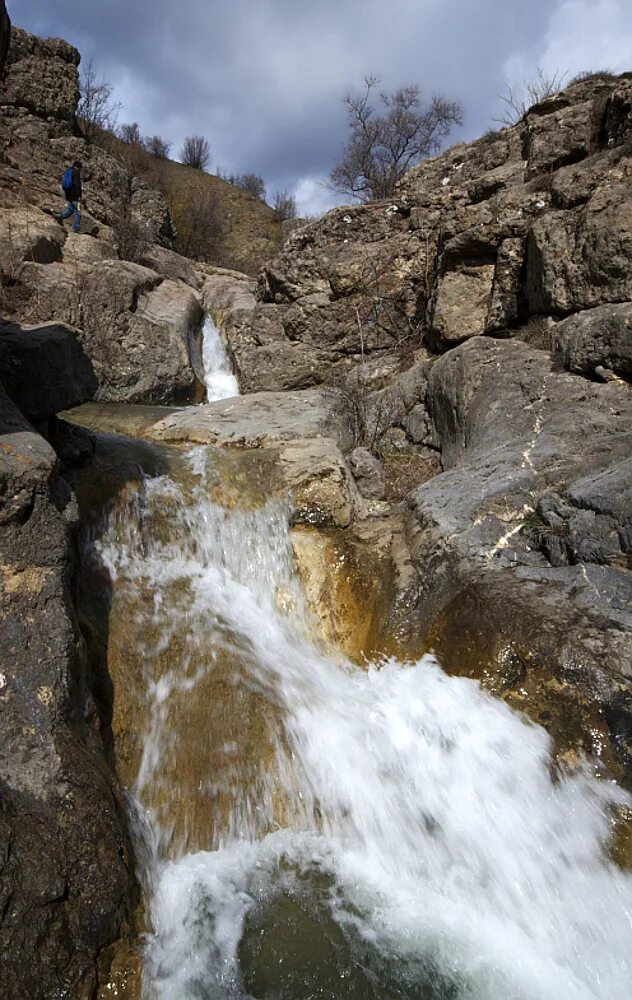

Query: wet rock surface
[0,385,135,1000]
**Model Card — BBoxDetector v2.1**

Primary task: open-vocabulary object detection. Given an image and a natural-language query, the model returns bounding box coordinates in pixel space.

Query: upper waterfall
[202,315,239,402]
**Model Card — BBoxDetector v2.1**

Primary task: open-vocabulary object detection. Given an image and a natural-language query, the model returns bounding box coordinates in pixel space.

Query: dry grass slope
[94,129,282,275]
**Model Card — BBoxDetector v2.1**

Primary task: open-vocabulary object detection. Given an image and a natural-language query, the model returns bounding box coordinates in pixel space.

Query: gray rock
[349,447,386,499]
[401,338,632,740]
[553,302,632,379]
[22,259,204,404]
[0,320,97,419]
[0,27,79,121]
[146,388,356,453]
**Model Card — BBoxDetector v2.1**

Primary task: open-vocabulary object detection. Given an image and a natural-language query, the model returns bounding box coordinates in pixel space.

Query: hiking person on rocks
[56,160,83,233]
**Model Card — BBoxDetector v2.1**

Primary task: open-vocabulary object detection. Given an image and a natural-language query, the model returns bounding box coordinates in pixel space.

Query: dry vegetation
[92,130,282,275]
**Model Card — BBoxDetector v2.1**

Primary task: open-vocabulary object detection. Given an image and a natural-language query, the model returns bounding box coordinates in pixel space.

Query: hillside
[93,129,283,275]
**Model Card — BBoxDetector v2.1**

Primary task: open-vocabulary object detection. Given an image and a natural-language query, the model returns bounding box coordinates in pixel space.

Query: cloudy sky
[10,0,632,214]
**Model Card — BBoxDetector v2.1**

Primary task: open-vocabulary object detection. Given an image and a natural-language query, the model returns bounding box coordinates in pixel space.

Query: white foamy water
[201,315,239,401]
[94,451,632,1000]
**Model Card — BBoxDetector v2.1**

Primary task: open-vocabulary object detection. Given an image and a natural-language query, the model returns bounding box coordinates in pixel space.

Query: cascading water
[93,446,632,1000]
[202,315,239,401]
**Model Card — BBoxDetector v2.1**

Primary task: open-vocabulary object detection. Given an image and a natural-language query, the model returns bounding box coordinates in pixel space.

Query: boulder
[400,337,632,766]
[553,302,632,379]
[0,320,97,420]
[0,385,134,1000]
[0,204,65,272]
[140,244,202,289]
[22,258,204,404]
[431,260,496,343]
[61,232,117,266]
[202,271,256,316]
[147,388,355,452]
[526,176,632,314]
[349,446,386,500]
[279,438,363,527]
[130,177,175,247]
[0,27,79,121]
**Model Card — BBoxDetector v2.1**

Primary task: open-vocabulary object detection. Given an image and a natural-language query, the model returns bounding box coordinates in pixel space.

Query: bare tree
[273,189,297,220]
[330,76,463,202]
[118,121,143,144]
[170,187,225,262]
[180,135,211,171]
[495,68,567,126]
[144,135,172,159]
[77,58,122,137]
[234,173,266,200]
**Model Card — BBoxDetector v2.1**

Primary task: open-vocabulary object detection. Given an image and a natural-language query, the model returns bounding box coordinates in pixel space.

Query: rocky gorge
[0,2,631,997]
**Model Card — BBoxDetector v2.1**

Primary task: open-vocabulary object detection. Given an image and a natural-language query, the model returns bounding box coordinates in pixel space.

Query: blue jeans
[59,200,81,233]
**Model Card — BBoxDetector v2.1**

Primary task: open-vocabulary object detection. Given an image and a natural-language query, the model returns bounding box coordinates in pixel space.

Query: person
[56,160,83,233]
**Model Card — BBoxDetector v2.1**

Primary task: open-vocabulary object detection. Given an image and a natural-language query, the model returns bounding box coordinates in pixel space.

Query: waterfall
[94,447,632,1000]
[201,315,239,402]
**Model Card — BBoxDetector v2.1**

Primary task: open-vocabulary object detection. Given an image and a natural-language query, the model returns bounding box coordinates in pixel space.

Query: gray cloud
[10,0,632,213]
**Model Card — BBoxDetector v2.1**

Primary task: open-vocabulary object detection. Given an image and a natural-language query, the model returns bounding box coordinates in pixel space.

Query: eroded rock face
[1,26,79,120]
[0,386,134,1000]
[23,259,204,404]
[210,75,632,391]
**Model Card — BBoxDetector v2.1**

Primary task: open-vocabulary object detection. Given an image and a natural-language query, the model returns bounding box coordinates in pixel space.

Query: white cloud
[293,177,349,218]
[503,0,632,94]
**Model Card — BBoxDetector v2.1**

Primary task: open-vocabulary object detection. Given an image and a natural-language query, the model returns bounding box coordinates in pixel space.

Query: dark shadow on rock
[0,320,98,424]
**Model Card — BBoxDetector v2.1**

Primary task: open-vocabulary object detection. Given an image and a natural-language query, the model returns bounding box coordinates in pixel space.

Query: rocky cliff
[0,21,211,405]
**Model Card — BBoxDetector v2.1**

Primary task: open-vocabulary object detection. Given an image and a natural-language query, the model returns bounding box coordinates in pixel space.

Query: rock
[202,271,257,316]
[523,92,597,177]
[0,27,79,121]
[146,388,355,452]
[61,232,117,265]
[399,337,632,768]
[22,259,204,404]
[0,0,10,76]
[0,205,65,272]
[431,260,496,343]
[291,514,413,660]
[0,320,97,420]
[553,302,632,380]
[0,385,134,1000]
[140,244,202,289]
[130,178,175,247]
[349,447,386,500]
[526,175,632,314]
[279,439,363,527]
[211,74,632,392]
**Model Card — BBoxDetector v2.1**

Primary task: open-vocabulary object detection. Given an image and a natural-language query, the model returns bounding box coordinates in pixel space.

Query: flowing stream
[202,315,239,402]
[88,441,632,1000]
